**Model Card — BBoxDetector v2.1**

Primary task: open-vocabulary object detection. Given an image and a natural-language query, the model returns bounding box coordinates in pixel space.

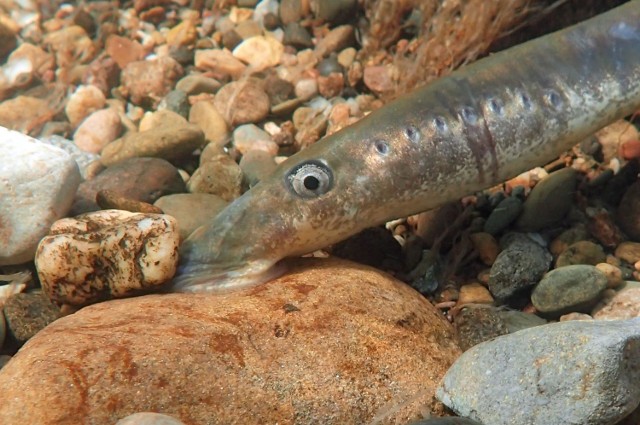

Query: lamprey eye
[286,160,333,198]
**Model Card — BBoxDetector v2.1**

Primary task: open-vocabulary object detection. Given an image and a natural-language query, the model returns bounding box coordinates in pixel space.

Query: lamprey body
[173,1,640,293]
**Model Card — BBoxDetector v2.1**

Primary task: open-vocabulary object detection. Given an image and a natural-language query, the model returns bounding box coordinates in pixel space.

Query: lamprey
[173,1,640,292]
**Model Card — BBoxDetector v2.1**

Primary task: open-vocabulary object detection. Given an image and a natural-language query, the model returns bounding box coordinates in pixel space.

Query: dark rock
[72,157,186,214]
[488,233,551,301]
[3,292,60,345]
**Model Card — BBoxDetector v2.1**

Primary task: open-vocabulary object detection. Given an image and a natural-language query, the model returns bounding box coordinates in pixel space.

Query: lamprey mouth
[172,259,287,293]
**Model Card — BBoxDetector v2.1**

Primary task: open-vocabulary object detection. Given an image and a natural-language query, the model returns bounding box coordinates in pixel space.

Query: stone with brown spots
[0,257,461,424]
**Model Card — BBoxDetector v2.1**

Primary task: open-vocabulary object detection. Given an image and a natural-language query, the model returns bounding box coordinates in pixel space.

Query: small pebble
[363,64,394,94]
[188,100,230,148]
[3,292,60,345]
[232,35,284,72]
[559,312,594,321]
[453,304,509,351]
[317,72,344,98]
[555,240,606,267]
[531,265,608,317]
[488,233,551,301]
[314,25,355,58]
[468,232,499,266]
[515,167,577,231]
[73,108,122,154]
[175,75,221,95]
[101,122,204,166]
[65,84,106,127]
[457,283,494,306]
[483,196,523,235]
[283,22,313,49]
[72,157,186,215]
[595,262,624,288]
[295,78,319,100]
[187,154,244,202]
[214,79,271,126]
[120,56,184,108]
[105,35,146,68]
[158,89,190,118]
[233,123,279,155]
[593,282,640,319]
[194,49,247,80]
[96,189,164,214]
[615,241,640,264]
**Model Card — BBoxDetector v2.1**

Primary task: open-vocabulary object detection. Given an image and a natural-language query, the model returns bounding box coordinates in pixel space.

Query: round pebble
[65,84,106,127]
[531,265,608,317]
[214,79,271,126]
[555,240,606,267]
[73,108,122,154]
[488,233,551,301]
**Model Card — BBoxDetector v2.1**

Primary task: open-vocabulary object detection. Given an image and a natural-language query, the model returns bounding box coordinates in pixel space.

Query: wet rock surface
[437,318,640,425]
[0,258,460,424]
[0,127,81,265]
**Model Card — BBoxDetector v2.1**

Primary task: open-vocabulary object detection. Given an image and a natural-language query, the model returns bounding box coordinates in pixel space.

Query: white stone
[0,127,81,265]
[35,210,180,305]
[232,35,284,72]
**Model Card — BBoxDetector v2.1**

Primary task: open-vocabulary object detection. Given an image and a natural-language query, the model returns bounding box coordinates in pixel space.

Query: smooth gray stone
[437,318,640,425]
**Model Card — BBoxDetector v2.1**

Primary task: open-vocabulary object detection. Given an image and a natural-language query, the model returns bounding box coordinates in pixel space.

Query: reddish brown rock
[214,79,270,126]
[120,57,183,108]
[71,157,186,214]
[0,258,460,424]
[106,35,146,69]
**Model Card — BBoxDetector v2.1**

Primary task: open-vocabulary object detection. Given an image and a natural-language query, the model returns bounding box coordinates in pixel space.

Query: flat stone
[101,122,204,166]
[437,318,640,425]
[0,127,81,265]
[0,258,461,424]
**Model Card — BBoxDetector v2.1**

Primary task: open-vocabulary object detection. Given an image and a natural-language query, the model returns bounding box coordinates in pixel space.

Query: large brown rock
[0,258,460,424]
